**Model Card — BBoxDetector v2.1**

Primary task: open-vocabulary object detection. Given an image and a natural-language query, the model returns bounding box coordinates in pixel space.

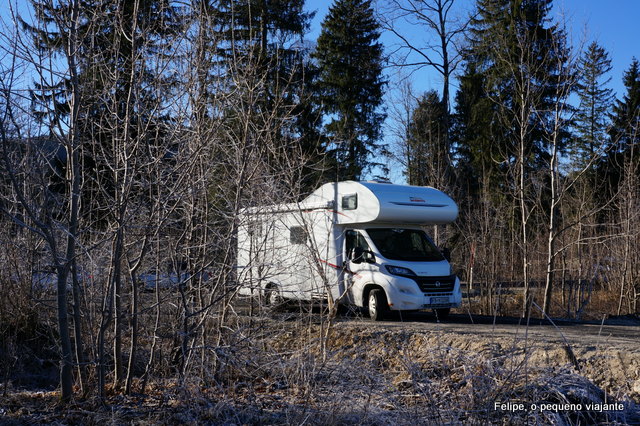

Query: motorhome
[237,180,461,320]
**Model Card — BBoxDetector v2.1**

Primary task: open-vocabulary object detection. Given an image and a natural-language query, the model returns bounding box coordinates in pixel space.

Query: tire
[264,285,282,307]
[368,289,388,321]
[434,307,450,321]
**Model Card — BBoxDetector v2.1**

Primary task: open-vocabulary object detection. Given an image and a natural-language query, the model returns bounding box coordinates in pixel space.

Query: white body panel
[237,181,462,313]
[305,181,458,224]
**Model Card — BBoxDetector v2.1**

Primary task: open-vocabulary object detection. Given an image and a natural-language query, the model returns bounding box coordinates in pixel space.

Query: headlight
[385,265,416,277]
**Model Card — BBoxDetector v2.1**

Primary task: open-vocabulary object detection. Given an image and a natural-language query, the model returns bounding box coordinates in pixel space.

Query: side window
[345,230,357,259]
[342,194,357,210]
[290,226,307,244]
[345,230,370,260]
[356,233,370,252]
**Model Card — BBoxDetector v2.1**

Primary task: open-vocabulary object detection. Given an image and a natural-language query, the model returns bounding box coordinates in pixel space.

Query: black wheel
[434,307,450,321]
[264,285,282,307]
[368,289,388,321]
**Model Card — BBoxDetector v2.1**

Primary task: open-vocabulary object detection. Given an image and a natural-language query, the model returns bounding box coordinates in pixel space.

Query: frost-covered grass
[2,314,639,425]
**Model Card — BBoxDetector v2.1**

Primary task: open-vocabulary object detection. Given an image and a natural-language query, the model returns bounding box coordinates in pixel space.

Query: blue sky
[557,0,639,97]
[305,0,639,99]
[305,0,639,181]
[3,0,637,181]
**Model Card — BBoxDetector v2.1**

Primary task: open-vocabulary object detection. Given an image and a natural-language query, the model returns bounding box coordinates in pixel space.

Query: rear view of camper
[237,181,461,320]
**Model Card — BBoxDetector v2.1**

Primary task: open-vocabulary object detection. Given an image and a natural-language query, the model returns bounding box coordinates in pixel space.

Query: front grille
[412,275,456,293]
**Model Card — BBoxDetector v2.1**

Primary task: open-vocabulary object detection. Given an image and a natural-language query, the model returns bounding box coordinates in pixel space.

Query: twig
[532,302,580,372]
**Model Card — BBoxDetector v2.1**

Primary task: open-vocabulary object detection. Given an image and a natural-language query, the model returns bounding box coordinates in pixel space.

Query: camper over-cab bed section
[303,181,458,225]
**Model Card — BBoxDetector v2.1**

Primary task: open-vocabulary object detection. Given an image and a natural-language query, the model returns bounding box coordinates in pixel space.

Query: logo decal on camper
[410,197,425,203]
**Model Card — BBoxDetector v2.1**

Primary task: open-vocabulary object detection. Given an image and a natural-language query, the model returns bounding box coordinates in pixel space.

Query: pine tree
[22,0,181,224]
[209,0,312,104]
[466,0,566,169]
[313,0,386,181]
[572,42,614,168]
[454,0,572,317]
[405,91,447,187]
[454,0,572,196]
[609,59,640,151]
[451,62,499,197]
[207,0,322,191]
[599,59,640,194]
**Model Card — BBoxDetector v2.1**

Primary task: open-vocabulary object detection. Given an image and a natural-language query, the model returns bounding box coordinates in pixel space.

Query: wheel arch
[362,283,386,307]
[264,281,279,290]
[263,281,281,295]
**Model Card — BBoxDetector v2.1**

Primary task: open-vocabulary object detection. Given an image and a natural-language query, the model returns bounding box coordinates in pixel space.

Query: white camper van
[237,181,461,320]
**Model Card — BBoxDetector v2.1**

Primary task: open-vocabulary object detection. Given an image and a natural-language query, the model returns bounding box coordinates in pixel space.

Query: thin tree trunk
[58,0,82,401]
[125,266,139,394]
[112,226,124,390]
[70,260,87,395]
[519,117,530,319]
[543,135,559,315]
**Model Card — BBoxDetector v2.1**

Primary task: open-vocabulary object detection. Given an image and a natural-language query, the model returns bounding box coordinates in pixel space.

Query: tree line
[0,0,638,404]
[384,0,639,320]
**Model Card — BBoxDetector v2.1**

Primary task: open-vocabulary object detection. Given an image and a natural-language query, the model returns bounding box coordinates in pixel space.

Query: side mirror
[364,250,376,264]
[441,247,451,262]
[352,247,376,264]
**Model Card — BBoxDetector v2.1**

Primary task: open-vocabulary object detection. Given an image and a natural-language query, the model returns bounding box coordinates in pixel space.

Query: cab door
[343,229,375,303]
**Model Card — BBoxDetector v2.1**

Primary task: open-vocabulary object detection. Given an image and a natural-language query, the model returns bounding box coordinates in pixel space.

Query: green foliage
[609,59,640,151]
[453,0,570,195]
[22,0,181,126]
[405,91,447,187]
[207,0,324,192]
[21,0,183,226]
[598,59,640,195]
[571,42,614,169]
[313,0,386,181]
[451,62,500,198]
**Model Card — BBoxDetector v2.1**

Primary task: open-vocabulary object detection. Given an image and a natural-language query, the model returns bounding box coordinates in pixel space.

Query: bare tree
[0,0,86,402]
[378,0,469,191]
[377,0,468,114]
[489,31,542,318]
[539,30,577,316]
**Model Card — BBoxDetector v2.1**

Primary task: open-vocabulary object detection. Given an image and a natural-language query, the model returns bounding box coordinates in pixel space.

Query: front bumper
[385,275,462,311]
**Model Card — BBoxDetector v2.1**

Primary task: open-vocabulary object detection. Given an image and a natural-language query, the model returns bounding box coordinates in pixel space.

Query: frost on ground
[291,323,640,425]
[1,318,639,425]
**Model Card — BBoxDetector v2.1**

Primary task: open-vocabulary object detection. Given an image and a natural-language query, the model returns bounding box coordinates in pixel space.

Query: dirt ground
[330,312,640,400]
[1,310,639,424]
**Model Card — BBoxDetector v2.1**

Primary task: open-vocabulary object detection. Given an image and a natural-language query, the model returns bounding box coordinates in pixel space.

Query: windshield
[366,228,445,262]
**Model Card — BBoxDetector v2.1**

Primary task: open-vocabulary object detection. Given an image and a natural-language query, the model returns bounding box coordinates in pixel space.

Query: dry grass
[6,317,638,425]
[1,296,639,425]
[464,285,635,322]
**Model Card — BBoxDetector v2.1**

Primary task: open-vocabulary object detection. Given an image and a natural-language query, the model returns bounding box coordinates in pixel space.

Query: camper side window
[342,194,357,210]
[290,226,307,244]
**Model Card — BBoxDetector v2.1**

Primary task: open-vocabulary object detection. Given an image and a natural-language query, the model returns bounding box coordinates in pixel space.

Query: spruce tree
[405,91,447,188]
[453,0,572,200]
[609,59,640,151]
[451,62,499,197]
[454,0,572,317]
[313,0,386,181]
[209,0,312,102]
[22,0,181,224]
[600,59,640,193]
[572,42,614,168]
[207,0,322,191]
